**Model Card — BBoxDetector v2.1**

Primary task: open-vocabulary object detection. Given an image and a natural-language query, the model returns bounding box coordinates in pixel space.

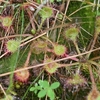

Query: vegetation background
[0,0,100,100]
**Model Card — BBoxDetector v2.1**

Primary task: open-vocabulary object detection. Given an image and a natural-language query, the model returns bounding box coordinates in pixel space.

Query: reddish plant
[30,39,47,54]
[14,51,31,83]
[2,39,20,56]
[43,58,60,74]
[0,16,12,29]
[14,68,30,83]
[59,72,87,92]
[47,43,78,61]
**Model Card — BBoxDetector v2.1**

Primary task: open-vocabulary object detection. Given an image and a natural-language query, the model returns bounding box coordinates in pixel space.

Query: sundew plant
[0,0,100,100]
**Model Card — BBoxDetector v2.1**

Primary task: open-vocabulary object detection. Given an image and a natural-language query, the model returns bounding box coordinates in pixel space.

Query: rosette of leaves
[43,58,60,74]
[0,16,12,28]
[64,27,79,41]
[14,50,31,83]
[30,39,47,54]
[53,44,67,56]
[38,6,53,20]
[30,80,60,100]
[6,40,20,53]
[65,73,87,92]
[14,68,30,83]
[67,74,85,85]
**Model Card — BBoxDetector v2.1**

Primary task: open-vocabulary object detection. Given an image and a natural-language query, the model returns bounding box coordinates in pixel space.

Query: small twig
[0,34,32,41]
[20,23,71,47]
[68,5,94,17]
[0,47,100,77]
[20,32,47,47]
[0,52,9,59]
[0,83,9,100]
[80,26,93,37]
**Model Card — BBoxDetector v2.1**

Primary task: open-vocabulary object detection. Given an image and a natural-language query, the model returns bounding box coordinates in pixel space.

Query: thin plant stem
[1,47,100,77]
[90,56,100,61]
[88,64,97,90]
[24,50,31,68]
[60,62,79,68]
[37,19,45,32]
[88,60,100,68]
[73,40,82,59]
[86,32,98,59]
[42,36,54,46]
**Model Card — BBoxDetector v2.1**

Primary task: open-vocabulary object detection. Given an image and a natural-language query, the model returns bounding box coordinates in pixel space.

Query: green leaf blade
[39,80,49,88]
[47,88,55,100]
[30,87,36,91]
[7,40,20,53]
[38,89,47,98]
[50,82,60,89]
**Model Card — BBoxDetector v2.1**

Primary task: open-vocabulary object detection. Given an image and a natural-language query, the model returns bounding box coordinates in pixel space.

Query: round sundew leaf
[14,69,30,83]
[54,44,66,56]
[50,82,60,89]
[44,58,60,74]
[47,88,55,100]
[7,40,20,53]
[30,40,47,54]
[65,27,79,41]
[37,39,47,48]
[39,7,53,20]
[2,16,12,27]
[67,74,85,85]
[38,89,47,98]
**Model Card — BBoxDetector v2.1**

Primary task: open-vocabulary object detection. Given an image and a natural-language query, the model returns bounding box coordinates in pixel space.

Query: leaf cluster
[30,80,60,100]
